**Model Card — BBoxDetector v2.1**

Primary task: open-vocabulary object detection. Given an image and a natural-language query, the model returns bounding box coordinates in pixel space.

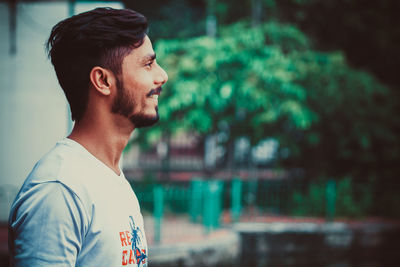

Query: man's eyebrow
[142,53,156,63]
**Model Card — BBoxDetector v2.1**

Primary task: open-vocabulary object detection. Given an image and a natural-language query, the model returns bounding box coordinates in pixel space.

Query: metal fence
[129,169,396,246]
[129,176,345,244]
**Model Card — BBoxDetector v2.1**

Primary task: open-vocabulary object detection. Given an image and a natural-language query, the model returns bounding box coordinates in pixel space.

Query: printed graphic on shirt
[119,216,147,266]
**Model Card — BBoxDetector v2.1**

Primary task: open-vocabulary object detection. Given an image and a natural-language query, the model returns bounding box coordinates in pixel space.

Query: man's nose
[156,65,168,85]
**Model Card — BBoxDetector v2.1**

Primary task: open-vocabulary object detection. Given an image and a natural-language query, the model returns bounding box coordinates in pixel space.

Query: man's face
[112,35,168,128]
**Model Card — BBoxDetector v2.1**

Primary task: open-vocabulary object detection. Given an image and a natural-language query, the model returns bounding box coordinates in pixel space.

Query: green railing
[130,178,345,243]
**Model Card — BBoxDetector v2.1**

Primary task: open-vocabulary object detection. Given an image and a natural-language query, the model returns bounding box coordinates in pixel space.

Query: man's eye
[145,61,153,68]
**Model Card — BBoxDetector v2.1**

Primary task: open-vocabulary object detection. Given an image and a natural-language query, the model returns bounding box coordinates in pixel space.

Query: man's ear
[89,66,115,96]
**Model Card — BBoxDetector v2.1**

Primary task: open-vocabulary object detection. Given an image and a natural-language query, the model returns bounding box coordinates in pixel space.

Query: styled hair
[46,7,148,121]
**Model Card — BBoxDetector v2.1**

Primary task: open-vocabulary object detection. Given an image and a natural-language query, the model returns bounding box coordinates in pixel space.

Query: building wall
[0,1,123,222]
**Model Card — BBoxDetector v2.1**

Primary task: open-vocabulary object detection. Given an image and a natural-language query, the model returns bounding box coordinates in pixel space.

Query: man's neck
[68,115,134,176]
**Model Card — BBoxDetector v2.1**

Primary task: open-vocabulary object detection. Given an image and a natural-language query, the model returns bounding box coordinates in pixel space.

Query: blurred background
[1,0,399,266]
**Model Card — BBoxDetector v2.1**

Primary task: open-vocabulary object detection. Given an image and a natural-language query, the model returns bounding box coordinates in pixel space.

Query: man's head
[111,35,168,128]
[47,7,167,126]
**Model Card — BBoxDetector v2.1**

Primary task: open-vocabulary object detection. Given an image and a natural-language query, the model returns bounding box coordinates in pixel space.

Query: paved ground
[144,215,232,246]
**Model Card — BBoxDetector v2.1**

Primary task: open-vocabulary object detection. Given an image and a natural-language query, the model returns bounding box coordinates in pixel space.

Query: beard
[111,77,159,128]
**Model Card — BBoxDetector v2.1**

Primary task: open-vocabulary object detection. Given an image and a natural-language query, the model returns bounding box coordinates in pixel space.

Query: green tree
[135,22,315,149]
[125,0,400,217]
[124,0,206,41]
[276,0,400,89]
[124,0,400,90]
[135,21,398,177]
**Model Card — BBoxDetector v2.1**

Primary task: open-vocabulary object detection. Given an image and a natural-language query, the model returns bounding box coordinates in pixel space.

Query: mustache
[147,87,162,97]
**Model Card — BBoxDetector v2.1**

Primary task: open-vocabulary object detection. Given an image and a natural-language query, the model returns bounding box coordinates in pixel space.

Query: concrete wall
[235,222,400,266]
[0,1,123,222]
[150,232,239,267]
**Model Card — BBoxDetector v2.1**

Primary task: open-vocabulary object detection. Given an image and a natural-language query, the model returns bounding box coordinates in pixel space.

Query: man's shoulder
[12,139,96,219]
[28,139,87,184]
[18,139,98,203]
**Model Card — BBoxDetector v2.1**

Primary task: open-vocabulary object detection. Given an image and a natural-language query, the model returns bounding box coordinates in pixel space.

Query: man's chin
[129,113,159,128]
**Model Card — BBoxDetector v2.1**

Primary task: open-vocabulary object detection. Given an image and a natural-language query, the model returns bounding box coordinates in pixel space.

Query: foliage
[275,0,400,88]
[123,0,400,218]
[124,0,206,41]
[290,180,325,217]
[135,21,316,147]
[290,177,374,218]
[284,49,399,180]
[134,20,398,182]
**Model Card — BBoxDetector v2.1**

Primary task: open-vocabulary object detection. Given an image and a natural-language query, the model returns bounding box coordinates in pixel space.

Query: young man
[8,7,167,266]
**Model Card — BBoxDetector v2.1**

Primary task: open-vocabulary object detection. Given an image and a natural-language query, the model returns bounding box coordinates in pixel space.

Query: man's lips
[147,87,162,97]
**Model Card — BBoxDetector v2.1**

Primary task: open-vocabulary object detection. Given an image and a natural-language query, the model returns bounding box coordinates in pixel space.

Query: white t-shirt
[8,138,148,267]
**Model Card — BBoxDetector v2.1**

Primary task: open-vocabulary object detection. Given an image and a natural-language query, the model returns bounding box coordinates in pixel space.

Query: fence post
[231,178,242,223]
[326,179,336,221]
[190,179,204,223]
[154,185,164,244]
[214,181,223,228]
[203,180,223,233]
[246,178,258,215]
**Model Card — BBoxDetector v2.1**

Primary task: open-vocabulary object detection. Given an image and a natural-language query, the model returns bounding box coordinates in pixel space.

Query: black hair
[46,7,148,121]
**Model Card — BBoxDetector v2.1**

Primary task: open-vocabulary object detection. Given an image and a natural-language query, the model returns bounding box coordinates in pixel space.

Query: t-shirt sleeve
[9,181,88,267]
